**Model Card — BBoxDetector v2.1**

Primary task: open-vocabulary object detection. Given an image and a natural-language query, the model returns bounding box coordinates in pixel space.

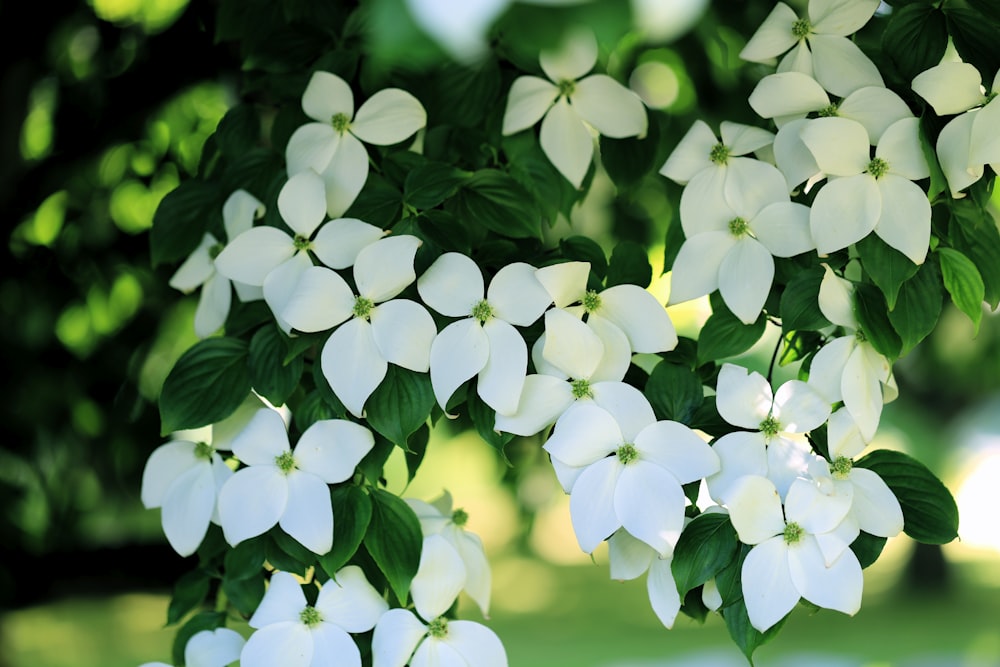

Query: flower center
[617,443,638,465]
[353,296,375,320]
[987,91,997,104]
[817,103,839,117]
[855,329,867,343]
[583,290,602,313]
[275,451,296,474]
[208,243,225,260]
[571,378,593,400]
[709,142,730,165]
[451,508,469,527]
[557,79,576,98]
[293,234,312,252]
[831,456,853,479]
[728,216,749,238]
[783,521,804,545]
[194,441,214,460]
[331,112,352,133]
[792,18,812,38]
[759,415,781,439]
[427,617,449,639]
[867,157,890,180]
[299,605,323,627]
[471,299,494,324]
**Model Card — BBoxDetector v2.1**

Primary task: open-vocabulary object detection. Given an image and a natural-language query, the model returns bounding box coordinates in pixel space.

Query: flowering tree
[140,0,1000,663]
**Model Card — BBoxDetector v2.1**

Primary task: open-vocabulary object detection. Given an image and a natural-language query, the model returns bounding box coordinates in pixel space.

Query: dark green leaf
[886,261,942,355]
[854,283,902,360]
[671,513,738,598]
[159,338,251,434]
[918,115,948,202]
[715,543,751,608]
[937,247,985,333]
[645,361,703,425]
[857,235,919,310]
[855,449,959,544]
[966,0,1000,23]
[504,131,580,226]
[222,573,264,616]
[945,7,1000,80]
[365,366,435,447]
[167,569,210,625]
[318,485,373,577]
[881,4,948,82]
[150,180,221,266]
[779,329,825,366]
[216,104,260,158]
[417,210,471,254]
[850,531,887,569]
[404,162,471,210]
[224,537,266,581]
[697,305,767,364]
[453,170,542,239]
[427,58,502,129]
[344,173,402,228]
[405,424,430,481]
[248,325,304,406]
[663,217,684,274]
[265,531,313,575]
[722,597,787,662]
[467,385,514,456]
[779,267,830,332]
[599,117,661,190]
[949,199,1000,308]
[172,612,226,666]
[559,237,608,280]
[605,241,652,288]
[364,488,422,603]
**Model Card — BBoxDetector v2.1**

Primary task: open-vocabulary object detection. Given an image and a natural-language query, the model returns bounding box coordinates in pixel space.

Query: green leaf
[344,173,402,228]
[404,162,471,210]
[172,611,225,666]
[248,325,304,406]
[850,531,887,569]
[167,569,210,625]
[558,236,608,280]
[427,58,502,129]
[644,361,703,425]
[504,131,580,226]
[224,536,266,581]
[364,488,423,603]
[150,180,221,266]
[918,115,948,202]
[779,267,830,332]
[937,247,985,333]
[855,449,959,544]
[853,284,902,360]
[881,3,948,83]
[663,217,685,274]
[671,513,738,598]
[599,117,661,190]
[453,170,542,239]
[467,385,514,456]
[947,201,1000,308]
[266,530,314,575]
[159,338,251,434]
[697,304,767,364]
[886,261,942,355]
[722,597,787,662]
[318,485,373,577]
[605,241,652,288]
[715,543,751,608]
[358,434,395,485]
[966,0,1000,23]
[365,366,435,447]
[416,210,471,254]
[856,235,919,310]
[944,7,1000,80]
[216,104,260,158]
[405,424,430,481]
[222,573,264,616]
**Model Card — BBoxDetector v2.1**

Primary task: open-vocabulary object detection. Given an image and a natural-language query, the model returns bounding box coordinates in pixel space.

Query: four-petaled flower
[372,609,507,667]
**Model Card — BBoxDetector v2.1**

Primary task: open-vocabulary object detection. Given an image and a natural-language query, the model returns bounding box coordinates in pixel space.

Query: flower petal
[170,233,217,292]
[767,435,816,500]
[667,231,734,305]
[351,89,426,145]
[749,72,828,120]
[970,97,1000,167]
[742,537,799,631]
[321,318,389,418]
[608,528,655,580]
[718,237,774,325]
[809,33,883,97]
[411,534,466,621]
[185,628,245,667]
[705,431,768,504]
[309,624,361,667]
[242,623,312,667]
[372,609,427,667]
[724,158,789,221]
[873,175,930,265]
[251,572,307,628]
[286,123,339,176]
[911,62,985,116]
[279,169,328,238]
[585,314,632,383]
[502,76,558,135]
[218,466,287,546]
[810,174,880,255]
[716,363,773,430]
[842,341,884,440]
[810,0,880,35]
[312,218,387,270]
[446,621,508,667]
[773,118,822,191]
[818,265,857,329]
[877,117,929,181]
[679,166,733,237]
[808,335,854,402]
[417,252,484,317]
[541,308,603,380]
[787,534,863,615]
[827,407,868,460]
[371,299,436,372]
[267,263,355,334]
[539,27,597,81]
[720,122,776,156]
[740,2,799,62]
[215,227,295,287]
[616,461,686,556]
[570,456,622,553]
[478,319,528,416]
[302,71,354,122]
[193,273,231,339]
[647,556,682,628]
[540,98,593,188]
[726,475,786,545]
[533,261,589,308]
[751,201,813,258]
[784,477,851,535]
[295,419,375,484]
[572,75,647,138]
[141,441,198,508]
[488,262,551,326]
[634,421,719,484]
[849,467,904,537]
[773,380,830,433]
[319,132,370,218]
[280,470,334,554]
[412,639,466,667]
[494,374,574,436]
[544,403,622,468]
[598,284,677,353]
[659,120,717,184]
[800,117,870,176]
[160,464,215,557]
[839,87,913,144]
[316,564,389,632]
[445,526,492,616]
[355,235,420,303]
[591,382,657,442]
[936,111,983,198]
[428,319,490,412]
[231,409,290,465]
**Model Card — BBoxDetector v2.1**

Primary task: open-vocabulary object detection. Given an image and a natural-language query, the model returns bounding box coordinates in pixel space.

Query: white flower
[169,190,265,338]
[810,265,895,440]
[501,27,647,188]
[372,609,507,667]
[241,568,388,667]
[668,159,813,324]
[728,475,863,632]
[286,71,426,217]
[544,403,719,555]
[140,628,245,667]
[407,492,491,617]
[740,0,883,97]
[403,0,508,62]
[660,119,774,186]
[706,363,830,503]
[217,409,374,554]
[607,528,682,629]
[912,62,1000,198]
[417,253,551,416]
[802,116,931,264]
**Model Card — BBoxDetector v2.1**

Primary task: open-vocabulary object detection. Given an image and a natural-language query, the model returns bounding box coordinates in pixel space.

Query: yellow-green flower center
[275,451,296,474]
[583,290,602,313]
[208,243,225,260]
[818,103,839,118]
[783,521,804,544]
[759,415,781,439]
[557,79,576,98]
[194,441,214,460]
[729,216,750,238]
[451,508,469,527]
[617,443,638,465]
[331,112,352,133]
[792,18,812,38]
[867,157,890,180]
[831,456,853,479]
[986,91,997,104]
[293,235,312,252]
[299,605,322,627]
[571,378,593,400]
[471,299,494,324]
[353,296,375,320]
[855,329,867,343]
[428,617,449,639]
[709,142,730,165]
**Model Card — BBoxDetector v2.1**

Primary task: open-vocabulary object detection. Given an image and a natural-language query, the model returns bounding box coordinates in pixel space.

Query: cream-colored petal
[912,62,985,116]
[809,33,883,97]
[540,99,593,188]
[302,71,354,122]
[572,75,647,138]
[502,76,558,135]
[539,27,598,82]
[740,2,799,62]
[351,89,427,145]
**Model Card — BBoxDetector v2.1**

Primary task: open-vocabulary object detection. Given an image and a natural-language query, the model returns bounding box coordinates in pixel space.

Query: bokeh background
[2,0,999,665]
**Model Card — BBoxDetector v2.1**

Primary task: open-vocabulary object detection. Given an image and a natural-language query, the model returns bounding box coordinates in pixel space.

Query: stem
[766,330,783,384]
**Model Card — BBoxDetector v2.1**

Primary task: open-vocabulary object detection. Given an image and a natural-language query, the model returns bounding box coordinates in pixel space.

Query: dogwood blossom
[372,609,507,667]
[286,71,426,216]
[607,528,682,629]
[169,189,265,337]
[740,0,883,97]
[802,116,931,264]
[728,475,863,632]
[241,568,387,667]
[417,252,551,416]
[140,628,246,667]
[501,27,647,187]
[217,408,374,554]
